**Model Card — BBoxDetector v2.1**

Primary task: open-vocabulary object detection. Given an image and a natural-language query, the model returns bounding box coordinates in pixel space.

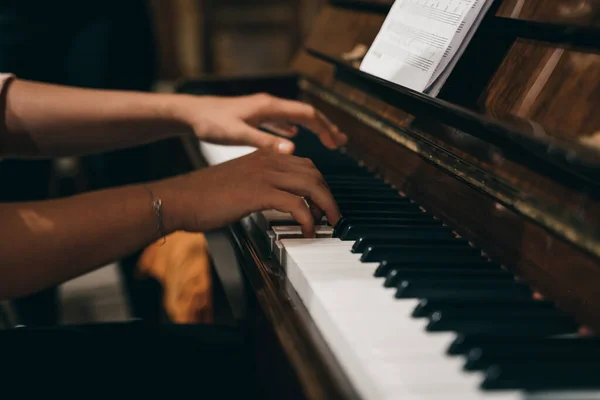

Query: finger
[315,110,348,147]
[260,121,299,138]
[307,197,324,224]
[270,171,341,227]
[267,191,316,238]
[257,96,343,149]
[240,125,295,154]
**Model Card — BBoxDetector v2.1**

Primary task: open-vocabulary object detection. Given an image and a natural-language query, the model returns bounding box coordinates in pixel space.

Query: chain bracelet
[143,185,166,245]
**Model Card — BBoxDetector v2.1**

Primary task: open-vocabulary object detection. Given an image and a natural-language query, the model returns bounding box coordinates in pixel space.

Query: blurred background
[150,0,326,84]
[0,0,327,328]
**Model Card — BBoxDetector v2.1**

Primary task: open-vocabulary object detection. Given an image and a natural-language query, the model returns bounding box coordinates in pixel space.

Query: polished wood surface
[482,41,600,141]
[497,0,600,26]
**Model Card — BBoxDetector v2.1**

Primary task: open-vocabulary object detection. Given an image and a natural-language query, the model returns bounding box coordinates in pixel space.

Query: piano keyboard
[200,143,600,400]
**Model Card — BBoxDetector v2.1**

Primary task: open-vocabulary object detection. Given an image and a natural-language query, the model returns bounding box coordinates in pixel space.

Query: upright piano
[178,0,600,399]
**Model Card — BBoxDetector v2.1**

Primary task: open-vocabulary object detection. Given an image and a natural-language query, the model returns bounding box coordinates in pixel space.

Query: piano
[176,0,600,399]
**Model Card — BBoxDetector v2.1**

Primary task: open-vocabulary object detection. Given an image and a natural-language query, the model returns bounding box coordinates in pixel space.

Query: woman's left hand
[173,93,348,154]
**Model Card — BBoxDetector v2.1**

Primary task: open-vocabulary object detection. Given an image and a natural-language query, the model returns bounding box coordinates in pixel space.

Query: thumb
[243,126,295,154]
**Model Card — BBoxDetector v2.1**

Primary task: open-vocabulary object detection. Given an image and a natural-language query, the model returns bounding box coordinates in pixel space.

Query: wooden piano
[177,0,600,399]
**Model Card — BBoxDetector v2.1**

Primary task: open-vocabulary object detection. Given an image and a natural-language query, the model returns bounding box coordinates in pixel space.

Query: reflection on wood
[497,0,600,26]
[483,39,600,139]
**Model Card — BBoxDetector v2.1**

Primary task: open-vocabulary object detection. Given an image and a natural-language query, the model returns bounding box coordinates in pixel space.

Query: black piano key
[375,259,498,277]
[340,225,453,241]
[385,267,512,288]
[395,279,531,299]
[327,182,393,190]
[426,316,577,337]
[352,234,463,253]
[482,362,600,390]
[361,245,479,262]
[337,201,420,213]
[375,252,484,265]
[412,298,556,318]
[448,334,600,356]
[432,306,565,321]
[330,187,398,196]
[336,220,442,239]
[324,176,383,183]
[427,312,577,335]
[334,217,438,238]
[331,191,404,200]
[339,215,436,226]
[465,342,600,371]
[340,210,429,219]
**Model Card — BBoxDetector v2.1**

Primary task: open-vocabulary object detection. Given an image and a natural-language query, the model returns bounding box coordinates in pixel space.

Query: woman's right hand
[153,149,341,237]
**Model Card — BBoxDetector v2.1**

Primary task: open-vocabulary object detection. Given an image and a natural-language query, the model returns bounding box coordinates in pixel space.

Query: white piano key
[267,230,275,252]
[280,237,525,400]
[199,142,256,166]
[271,225,333,250]
[252,210,328,232]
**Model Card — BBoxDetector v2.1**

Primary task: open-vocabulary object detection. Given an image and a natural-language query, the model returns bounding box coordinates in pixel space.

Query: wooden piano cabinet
[288,0,600,330]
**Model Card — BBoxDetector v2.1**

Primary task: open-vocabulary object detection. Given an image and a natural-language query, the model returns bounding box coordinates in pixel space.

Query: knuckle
[254,92,274,106]
[301,157,315,168]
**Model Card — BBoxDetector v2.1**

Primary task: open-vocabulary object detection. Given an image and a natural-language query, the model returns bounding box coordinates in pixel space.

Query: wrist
[145,178,185,234]
[161,94,198,135]
[151,93,197,139]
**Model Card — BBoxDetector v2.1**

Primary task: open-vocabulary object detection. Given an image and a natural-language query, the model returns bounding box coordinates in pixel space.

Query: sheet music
[425,0,494,95]
[359,0,487,93]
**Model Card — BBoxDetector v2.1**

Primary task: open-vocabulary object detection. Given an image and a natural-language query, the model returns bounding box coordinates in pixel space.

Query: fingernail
[277,141,294,153]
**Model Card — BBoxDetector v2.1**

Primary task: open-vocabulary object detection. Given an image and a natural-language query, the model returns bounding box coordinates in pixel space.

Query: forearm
[1,79,192,158]
[0,182,181,300]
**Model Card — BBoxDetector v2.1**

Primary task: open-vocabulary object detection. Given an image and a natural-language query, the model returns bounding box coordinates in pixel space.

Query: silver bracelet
[144,185,166,245]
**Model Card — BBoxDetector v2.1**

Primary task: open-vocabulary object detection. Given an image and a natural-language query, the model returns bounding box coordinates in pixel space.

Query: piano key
[431,306,566,321]
[448,335,600,356]
[336,221,444,239]
[331,193,408,201]
[271,225,333,240]
[266,230,275,252]
[375,260,499,277]
[412,298,556,318]
[385,267,513,288]
[279,238,524,399]
[361,245,481,262]
[352,233,461,252]
[329,187,399,196]
[482,362,600,391]
[325,179,390,186]
[427,312,578,335]
[395,280,532,299]
[252,210,328,232]
[340,210,432,219]
[334,216,439,237]
[464,342,600,371]
[337,200,420,213]
[323,174,383,182]
[339,225,454,241]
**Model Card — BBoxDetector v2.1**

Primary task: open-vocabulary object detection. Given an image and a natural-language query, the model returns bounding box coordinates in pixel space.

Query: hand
[173,93,348,154]
[154,149,341,237]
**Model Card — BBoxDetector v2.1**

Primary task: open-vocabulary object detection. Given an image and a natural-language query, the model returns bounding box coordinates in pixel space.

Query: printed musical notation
[359,0,493,94]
